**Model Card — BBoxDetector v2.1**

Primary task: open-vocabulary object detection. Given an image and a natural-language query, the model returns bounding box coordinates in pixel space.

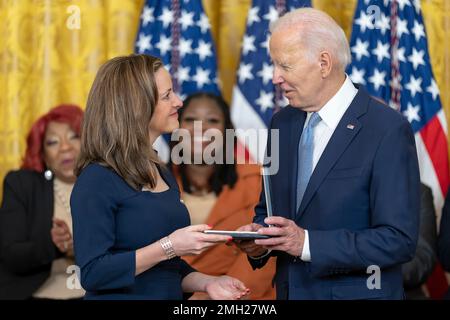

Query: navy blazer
[71,163,195,300]
[250,85,420,300]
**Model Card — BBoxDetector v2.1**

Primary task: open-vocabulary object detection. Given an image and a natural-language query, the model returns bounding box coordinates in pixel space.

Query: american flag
[230,0,311,163]
[135,0,220,161]
[348,0,449,298]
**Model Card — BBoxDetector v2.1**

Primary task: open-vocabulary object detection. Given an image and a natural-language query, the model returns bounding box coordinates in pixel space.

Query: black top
[0,170,60,299]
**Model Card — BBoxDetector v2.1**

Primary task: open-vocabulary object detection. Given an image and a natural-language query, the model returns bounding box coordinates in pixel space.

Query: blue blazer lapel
[296,86,369,219]
[289,110,307,219]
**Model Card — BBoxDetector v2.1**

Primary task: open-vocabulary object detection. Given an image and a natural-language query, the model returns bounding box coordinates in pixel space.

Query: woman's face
[43,121,80,183]
[179,97,226,154]
[149,68,183,139]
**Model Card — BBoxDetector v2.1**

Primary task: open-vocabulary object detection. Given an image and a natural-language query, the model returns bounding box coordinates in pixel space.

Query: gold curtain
[0,0,144,199]
[1,0,449,199]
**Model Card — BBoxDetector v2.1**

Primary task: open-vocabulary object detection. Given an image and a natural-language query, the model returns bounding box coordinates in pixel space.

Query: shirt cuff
[300,229,311,262]
[248,249,272,260]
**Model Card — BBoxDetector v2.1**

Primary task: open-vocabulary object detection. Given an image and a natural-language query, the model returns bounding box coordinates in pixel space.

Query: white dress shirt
[300,76,358,261]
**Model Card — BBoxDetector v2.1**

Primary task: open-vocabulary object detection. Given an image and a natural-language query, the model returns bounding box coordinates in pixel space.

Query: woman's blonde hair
[76,54,163,189]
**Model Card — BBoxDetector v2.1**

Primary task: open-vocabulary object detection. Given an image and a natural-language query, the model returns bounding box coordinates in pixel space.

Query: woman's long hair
[76,54,163,190]
[174,93,238,195]
[22,104,83,172]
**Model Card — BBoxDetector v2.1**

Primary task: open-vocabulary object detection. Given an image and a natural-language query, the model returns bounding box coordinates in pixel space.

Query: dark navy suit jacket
[250,85,420,300]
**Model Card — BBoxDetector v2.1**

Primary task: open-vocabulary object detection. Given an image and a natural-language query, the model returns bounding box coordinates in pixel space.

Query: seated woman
[0,104,85,300]
[170,92,276,299]
[70,54,249,300]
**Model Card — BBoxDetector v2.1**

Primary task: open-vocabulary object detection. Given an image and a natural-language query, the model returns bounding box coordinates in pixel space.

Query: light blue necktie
[296,112,321,212]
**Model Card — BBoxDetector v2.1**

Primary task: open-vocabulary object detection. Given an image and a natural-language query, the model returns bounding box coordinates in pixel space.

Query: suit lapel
[289,110,307,218]
[296,86,369,219]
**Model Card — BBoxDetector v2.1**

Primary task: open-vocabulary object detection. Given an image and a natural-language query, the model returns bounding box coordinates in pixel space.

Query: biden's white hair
[270,8,351,71]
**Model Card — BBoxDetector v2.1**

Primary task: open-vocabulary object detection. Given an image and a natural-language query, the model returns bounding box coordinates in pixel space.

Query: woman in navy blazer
[70,54,249,300]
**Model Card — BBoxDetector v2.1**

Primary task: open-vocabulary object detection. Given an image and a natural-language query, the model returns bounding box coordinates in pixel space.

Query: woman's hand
[232,223,268,257]
[169,224,231,256]
[136,225,231,276]
[51,218,73,255]
[205,275,250,300]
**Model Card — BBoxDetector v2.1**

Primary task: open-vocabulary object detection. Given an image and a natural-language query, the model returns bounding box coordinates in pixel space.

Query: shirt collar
[311,75,357,131]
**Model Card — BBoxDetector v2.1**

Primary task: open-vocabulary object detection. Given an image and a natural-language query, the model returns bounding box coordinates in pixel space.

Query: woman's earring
[44,169,53,181]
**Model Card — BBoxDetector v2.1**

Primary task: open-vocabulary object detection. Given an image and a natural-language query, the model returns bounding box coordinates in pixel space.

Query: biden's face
[269,28,324,111]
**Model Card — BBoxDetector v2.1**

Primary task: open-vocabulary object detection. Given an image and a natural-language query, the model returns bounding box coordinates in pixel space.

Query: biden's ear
[318,50,332,78]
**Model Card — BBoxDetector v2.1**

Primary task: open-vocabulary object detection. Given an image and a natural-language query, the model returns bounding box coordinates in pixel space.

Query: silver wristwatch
[159,236,177,259]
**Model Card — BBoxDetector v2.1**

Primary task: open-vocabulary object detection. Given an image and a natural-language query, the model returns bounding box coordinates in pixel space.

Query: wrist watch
[160,236,177,259]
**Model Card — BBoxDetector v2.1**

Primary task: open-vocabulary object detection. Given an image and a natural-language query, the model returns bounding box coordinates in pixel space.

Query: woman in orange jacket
[170,92,276,300]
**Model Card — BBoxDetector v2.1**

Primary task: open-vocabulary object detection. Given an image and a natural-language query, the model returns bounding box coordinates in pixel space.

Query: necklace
[53,179,74,217]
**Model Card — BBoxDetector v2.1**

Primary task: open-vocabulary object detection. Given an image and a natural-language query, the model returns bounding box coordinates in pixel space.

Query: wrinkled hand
[255,217,305,257]
[51,218,73,254]
[206,275,250,300]
[169,224,231,256]
[231,223,268,258]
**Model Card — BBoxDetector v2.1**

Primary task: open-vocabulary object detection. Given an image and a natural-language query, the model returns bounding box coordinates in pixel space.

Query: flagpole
[171,0,181,93]
[274,0,287,113]
[390,0,401,111]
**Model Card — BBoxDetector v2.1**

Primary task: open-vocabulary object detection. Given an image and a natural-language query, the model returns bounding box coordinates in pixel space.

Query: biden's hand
[255,216,305,257]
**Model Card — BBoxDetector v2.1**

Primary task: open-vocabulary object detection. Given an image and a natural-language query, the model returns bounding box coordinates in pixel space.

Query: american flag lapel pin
[347,124,355,130]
